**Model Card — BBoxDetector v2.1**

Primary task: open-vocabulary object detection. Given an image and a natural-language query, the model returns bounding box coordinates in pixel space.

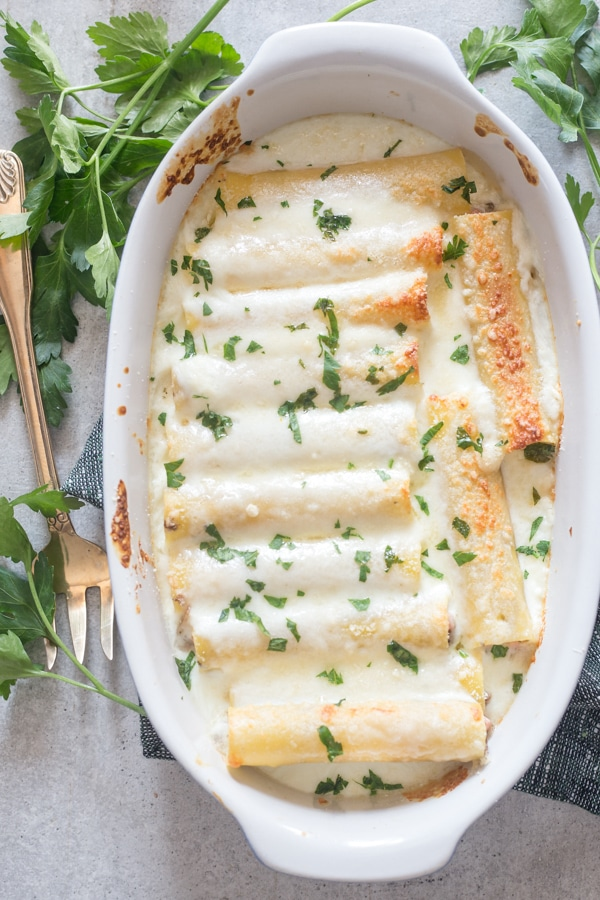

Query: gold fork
[0,149,113,666]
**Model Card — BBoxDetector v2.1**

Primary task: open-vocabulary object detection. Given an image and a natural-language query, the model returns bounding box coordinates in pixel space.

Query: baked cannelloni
[148,112,561,803]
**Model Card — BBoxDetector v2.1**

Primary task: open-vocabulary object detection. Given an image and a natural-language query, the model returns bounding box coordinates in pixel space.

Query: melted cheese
[147,113,561,804]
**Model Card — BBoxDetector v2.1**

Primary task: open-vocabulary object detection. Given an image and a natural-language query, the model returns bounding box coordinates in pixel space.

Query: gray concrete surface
[1,1,599,897]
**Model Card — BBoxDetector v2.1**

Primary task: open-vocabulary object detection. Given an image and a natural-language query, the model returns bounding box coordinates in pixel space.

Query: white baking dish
[103,22,600,881]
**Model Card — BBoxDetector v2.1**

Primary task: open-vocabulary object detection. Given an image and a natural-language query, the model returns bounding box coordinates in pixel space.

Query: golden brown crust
[427,394,534,644]
[227,699,487,767]
[454,210,554,450]
[343,273,430,324]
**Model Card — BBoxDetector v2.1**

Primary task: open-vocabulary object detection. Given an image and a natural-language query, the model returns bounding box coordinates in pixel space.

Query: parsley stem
[328,0,379,21]
[25,560,145,715]
[26,670,146,715]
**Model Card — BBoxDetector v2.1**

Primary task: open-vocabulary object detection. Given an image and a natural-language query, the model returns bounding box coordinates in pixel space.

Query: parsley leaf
[358,769,403,796]
[315,775,348,795]
[317,724,344,761]
[387,640,419,673]
[174,651,196,690]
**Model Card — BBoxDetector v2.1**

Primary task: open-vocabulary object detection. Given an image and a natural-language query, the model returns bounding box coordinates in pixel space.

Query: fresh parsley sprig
[461,0,600,289]
[0,0,242,424]
[0,487,144,714]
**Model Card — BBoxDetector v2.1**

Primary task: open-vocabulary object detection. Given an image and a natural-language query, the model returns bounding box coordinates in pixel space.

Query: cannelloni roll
[192,586,452,668]
[426,394,534,645]
[168,535,422,601]
[163,466,413,539]
[227,698,487,767]
[170,341,419,415]
[183,270,431,332]
[454,210,560,451]
[165,403,420,473]
[179,151,471,292]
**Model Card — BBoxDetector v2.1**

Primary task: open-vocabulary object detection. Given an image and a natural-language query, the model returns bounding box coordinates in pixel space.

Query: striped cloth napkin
[68,417,600,813]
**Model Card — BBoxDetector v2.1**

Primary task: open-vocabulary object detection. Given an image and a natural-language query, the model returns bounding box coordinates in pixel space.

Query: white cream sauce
[147,113,560,806]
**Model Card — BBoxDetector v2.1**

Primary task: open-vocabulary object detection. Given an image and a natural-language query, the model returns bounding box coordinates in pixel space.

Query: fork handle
[0,150,60,493]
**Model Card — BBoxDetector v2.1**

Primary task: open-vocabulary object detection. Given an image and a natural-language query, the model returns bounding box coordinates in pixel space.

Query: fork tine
[100,582,114,661]
[65,585,87,663]
[45,636,58,670]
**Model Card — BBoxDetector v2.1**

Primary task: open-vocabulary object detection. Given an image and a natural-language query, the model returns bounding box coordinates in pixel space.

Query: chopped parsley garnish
[286,619,301,642]
[354,550,371,582]
[158,412,166,426]
[516,540,550,561]
[524,442,556,463]
[530,516,544,541]
[174,651,196,690]
[375,469,391,482]
[348,597,371,611]
[313,199,352,241]
[223,335,242,361]
[181,255,212,290]
[450,343,470,365]
[394,321,408,336]
[383,138,402,158]
[200,524,258,568]
[214,187,227,214]
[358,770,403,796]
[453,550,477,566]
[237,195,256,208]
[277,388,318,443]
[387,640,418,674]
[376,366,414,395]
[264,595,287,609]
[532,486,541,505]
[320,165,337,179]
[341,525,363,540]
[442,235,469,262]
[196,406,233,441]
[267,637,288,652]
[452,517,471,538]
[436,538,450,551]
[317,725,344,761]
[269,533,296,550]
[284,322,309,332]
[202,302,212,317]
[441,175,477,203]
[418,421,444,471]
[229,605,269,636]
[246,340,263,353]
[194,226,211,243]
[456,426,483,454]
[491,644,509,659]
[317,668,344,685]
[512,673,524,693]
[280,200,290,208]
[161,323,197,358]
[314,297,340,353]
[421,558,444,580]
[322,350,341,393]
[444,272,453,289]
[164,458,185,489]
[366,364,382,385]
[415,494,429,515]
[246,579,265,592]
[315,775,348,796]
[162,322,177,343]
[384,545,403,572]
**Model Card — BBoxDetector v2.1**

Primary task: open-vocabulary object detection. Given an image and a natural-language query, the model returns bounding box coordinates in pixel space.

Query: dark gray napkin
[73,419,600,811]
